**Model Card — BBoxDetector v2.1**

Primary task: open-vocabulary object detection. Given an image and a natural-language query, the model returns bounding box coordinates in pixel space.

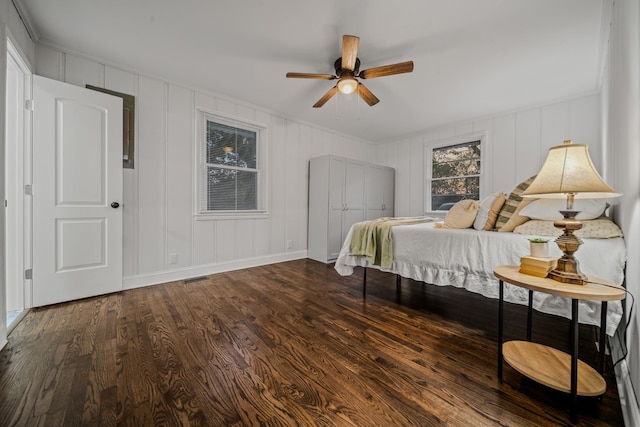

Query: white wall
[34,45,376,288]
[0,0,35,347]
[374,94,601,216]
[602,0,640,424]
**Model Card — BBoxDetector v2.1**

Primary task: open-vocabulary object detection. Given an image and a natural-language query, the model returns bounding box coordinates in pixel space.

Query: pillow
[513,218,623,239]
[435,199,479,229]
[473,192,507,231]
[494,175,536,230]
[519,198,607,221]
[498,198,532,232]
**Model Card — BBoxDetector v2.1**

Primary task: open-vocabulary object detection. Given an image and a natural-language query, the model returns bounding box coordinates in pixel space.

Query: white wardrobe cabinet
[308,155,395,263]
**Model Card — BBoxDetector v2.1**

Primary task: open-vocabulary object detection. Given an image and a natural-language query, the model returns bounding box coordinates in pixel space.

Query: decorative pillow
[498,198,532,232]
[435,199,479,229]
[494,175,536,230]
[519,198,607,221]
[513,218,623,239]
[473,192,507,231]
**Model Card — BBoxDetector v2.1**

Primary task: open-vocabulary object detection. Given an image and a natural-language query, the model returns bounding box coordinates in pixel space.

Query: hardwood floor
[0,259,624,426]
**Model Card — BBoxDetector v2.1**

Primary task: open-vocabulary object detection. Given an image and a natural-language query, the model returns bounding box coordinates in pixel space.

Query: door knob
[111,202,120,208]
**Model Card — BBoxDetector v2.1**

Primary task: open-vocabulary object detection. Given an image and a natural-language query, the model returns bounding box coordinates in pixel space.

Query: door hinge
[25,269,32,280]
[25,99,34,111]
[24,184,32,195]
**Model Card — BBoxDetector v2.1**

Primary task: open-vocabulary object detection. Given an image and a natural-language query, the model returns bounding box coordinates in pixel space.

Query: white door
[32,76,123,307]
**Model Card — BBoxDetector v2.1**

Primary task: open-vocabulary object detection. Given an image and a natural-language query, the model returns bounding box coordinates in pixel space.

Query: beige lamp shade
[521,140,620,199]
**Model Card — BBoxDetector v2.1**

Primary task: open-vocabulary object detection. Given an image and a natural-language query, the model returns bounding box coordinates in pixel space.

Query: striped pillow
[494,175,536,231]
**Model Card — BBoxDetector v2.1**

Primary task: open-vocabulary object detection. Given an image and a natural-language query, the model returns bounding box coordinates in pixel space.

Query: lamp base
[548,258,588,285]
[548,210,588,286]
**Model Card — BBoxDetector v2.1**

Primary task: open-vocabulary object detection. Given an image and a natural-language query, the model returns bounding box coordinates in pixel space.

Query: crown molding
[11,0,40,42]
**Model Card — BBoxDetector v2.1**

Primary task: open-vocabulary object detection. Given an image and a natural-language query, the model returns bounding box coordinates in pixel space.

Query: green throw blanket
[349,217,436,268]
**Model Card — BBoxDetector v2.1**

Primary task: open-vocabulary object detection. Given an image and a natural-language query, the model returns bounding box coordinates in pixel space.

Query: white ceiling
[18,0,606,142]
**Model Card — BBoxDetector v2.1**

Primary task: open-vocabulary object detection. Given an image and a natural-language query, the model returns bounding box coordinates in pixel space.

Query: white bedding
[335,221,626,335]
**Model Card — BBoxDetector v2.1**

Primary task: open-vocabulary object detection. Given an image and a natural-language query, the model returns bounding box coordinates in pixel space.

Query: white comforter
[335,221,626,335]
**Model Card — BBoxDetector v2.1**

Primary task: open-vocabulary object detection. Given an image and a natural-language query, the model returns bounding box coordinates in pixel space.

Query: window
[198,112,266,216]
[428,139,481,211]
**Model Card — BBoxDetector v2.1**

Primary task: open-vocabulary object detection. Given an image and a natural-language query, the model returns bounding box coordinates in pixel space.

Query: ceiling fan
[286,35,414,108]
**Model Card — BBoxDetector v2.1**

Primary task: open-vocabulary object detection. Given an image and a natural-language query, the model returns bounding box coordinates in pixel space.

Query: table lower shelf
[503,341,606,397]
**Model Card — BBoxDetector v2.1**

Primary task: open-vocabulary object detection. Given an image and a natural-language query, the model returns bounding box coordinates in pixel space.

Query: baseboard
[610,333,640,427]
[7,309,29,335]
[123,250,308,290]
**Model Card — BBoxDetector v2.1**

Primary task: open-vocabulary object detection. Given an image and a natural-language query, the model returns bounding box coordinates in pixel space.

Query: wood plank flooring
[0,259,624,426]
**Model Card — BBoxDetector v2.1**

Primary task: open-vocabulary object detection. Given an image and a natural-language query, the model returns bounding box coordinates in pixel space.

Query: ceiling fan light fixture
[337,77,358,94]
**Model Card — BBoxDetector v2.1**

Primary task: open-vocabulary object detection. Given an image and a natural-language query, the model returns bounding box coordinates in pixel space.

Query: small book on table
[519,256,557,278]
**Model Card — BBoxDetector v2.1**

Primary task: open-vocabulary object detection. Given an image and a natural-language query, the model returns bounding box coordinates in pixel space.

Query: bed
[334,220,626,335]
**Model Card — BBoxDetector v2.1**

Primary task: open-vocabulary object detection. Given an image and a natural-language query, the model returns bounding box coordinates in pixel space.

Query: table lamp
[521,140,620,285]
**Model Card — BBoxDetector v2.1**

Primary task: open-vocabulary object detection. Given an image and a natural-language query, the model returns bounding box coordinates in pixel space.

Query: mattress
[335,221,626,335]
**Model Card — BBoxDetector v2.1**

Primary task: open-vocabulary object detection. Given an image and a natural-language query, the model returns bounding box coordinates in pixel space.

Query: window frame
[424,132,486,213]
[195,109,268,220]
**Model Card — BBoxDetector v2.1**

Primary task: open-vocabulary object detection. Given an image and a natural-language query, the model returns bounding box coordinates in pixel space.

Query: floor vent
[183,276,209,284]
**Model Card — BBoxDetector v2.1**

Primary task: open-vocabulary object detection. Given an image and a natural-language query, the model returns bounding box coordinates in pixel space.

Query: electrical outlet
[169,253,178,264]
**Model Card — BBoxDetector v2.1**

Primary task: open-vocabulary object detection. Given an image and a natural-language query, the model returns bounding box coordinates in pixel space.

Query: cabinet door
[327,208,344,260]
[382,167,395,217]
[327,157,348,259]
[343,160,365,235]
[329,157,346,211]
[365,165,385,220]
[344,161,366,211]
[366,166,394,220]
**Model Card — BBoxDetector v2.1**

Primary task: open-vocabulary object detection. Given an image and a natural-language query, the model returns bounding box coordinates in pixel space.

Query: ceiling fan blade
[286,72,336,80]
[359,61,414,79]
[357,83,379,106]
[313,86,338,108]
[341,35,360,71]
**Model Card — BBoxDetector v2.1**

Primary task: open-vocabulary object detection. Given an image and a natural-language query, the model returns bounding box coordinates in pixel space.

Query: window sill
[195,211,269,221]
